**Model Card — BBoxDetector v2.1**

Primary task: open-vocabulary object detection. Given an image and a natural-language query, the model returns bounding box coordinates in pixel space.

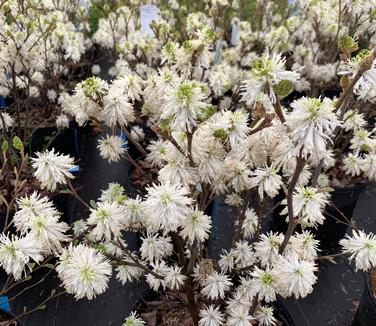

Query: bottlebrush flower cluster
[1,0,376,325]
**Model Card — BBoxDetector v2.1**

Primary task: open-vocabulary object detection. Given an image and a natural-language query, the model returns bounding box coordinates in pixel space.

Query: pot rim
[365,272,376,310]
[333,182,369,193]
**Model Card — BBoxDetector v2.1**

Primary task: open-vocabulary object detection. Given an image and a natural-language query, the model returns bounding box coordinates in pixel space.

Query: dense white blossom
[274,254,317,298]
[142,182,193,232]
[202,272,232,300]
[199,305,225,326]
[31,149,75,191]
[57,244,112,300]
[340,230,376,271]
[97,135,127,163]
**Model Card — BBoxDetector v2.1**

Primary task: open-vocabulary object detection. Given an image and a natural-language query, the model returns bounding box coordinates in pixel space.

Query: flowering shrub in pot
[0,0,96,160]
[1,0,376,325]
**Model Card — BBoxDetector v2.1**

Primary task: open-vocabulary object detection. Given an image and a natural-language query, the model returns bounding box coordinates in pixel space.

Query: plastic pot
[315,183,368,252]
[0,307,25,326]
[352,273,376,326]
[271,183,367,252]
[135,290,294,325]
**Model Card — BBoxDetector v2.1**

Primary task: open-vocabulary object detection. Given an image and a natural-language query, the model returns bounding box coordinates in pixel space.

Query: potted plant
[1,1,376,325]
[0,0,97,161]
[33,1,375,325]
[352,269,376,326]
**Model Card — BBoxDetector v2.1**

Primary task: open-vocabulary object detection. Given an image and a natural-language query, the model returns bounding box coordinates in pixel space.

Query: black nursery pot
[135,291,295,326]
[28,125,80,159]
[271,183,367,253]
[275,298,296,326]
[0,307,25,326]
[352,274,376,326]
[315,183,367,252]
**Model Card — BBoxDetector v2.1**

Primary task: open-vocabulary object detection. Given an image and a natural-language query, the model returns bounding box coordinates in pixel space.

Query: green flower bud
[1,140,8,152]
[199,105,216,122]
[214,128,228,139]
[338,35,358,50]
[12,136,24,151]
[274,80,294,97]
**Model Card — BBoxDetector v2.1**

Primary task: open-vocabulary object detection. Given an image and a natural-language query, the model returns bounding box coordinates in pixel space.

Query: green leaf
[1,140,9,152]
[12,136,24,151]
[274,79,294,97]
[50,289,56,296]
[90,200,97,209]
[45,264,55,269]
[37,304,46,310]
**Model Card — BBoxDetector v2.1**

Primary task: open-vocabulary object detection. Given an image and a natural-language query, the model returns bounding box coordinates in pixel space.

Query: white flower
[180,208,211,244]
[0,234,44,280]
[97,135,127,163]
[88,201,126,241]
[242,208,258,239]
[224,160,252,193]
[227,306,254,326]
[26,213,70,255]
[164,265,186,290]
[240,53,300,105]
[255,306,277,326]
[14,192,57,231]
[232,241,255,268]
[31,149,75,191]
[199,305,225,326]
[281,186,329,227]
[56,114,70,129]
[73,219,88,236]
[116,264,143,284]
[340,230,376,271]
[91,64,101,75]
[123,311,145,326]
[57,244,112,300]
[146,261,169,291]
[218,250,235,273]
[140,234,173,262]
[291,231,319,261]
[250,266,278,302]
[225,193,244,206]
[254,232,284,267]
[250,165,283,199]
[202,271,232,300]
[123,196,144,228]
[339,55,376,101]
[100,183,126,203]
[343,153,363,177]
[350,128,374,153]
[102,86,135,127]
[162,81,206,131]
[286,97,340,164]
[274,254,317,298]
[343,109,366,132]
[143,182,193,232]
[361,154,376,181]
[226,291,252,314]
[0,112,13,131]
[130,126,145,143]
[146,139,167,168]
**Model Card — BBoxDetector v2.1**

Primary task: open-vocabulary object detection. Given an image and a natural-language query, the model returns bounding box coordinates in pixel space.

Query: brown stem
[185,277,199,326]
[67,179,90,209]
[273,97,286,124]
[279,157,306,254]
[121,126,147,157]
